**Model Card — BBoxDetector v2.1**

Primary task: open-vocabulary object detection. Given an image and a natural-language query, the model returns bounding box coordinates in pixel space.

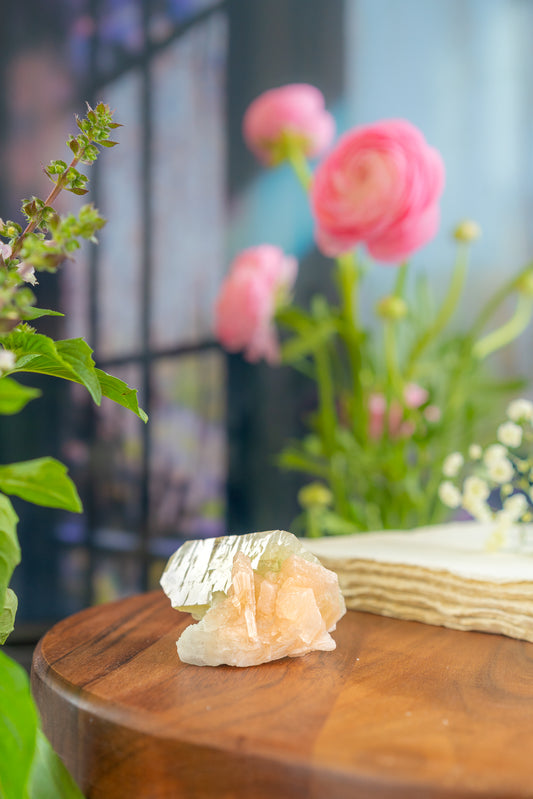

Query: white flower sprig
[438,398,533,550]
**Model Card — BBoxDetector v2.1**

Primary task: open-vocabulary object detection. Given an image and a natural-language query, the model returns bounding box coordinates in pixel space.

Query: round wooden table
[31,590,533,799]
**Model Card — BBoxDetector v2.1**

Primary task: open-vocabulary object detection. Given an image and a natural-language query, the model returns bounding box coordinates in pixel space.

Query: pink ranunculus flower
[215,245,297,364]
[311,119,445,263]
[243,84,335,166]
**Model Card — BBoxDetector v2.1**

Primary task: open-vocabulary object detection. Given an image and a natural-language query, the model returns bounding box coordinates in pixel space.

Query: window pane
[93,552,143,603]
[98,72,144,358]
[94,364,145,533]
[149,0,222,44]
[150,13,227,348]
[149,350,226,547]
[96,0,144,76]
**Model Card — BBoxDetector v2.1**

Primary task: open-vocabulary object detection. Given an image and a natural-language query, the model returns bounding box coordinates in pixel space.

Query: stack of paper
[306,522,533,642]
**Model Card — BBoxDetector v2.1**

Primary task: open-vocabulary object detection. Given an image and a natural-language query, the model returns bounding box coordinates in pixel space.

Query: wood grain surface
[31,590,533,799]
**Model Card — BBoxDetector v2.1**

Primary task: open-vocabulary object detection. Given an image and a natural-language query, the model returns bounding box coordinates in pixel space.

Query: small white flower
[486,457,515,484]
[438,481,462,509]
[0,243,12,261]
[468,444,482,460]
[0,349,16,373]
[502,493,528,522]
[442,452,463,478]
[497,421,523,448]
[463,495,492,522]
[463,475,490,502]
[507,398,533,423]
[483,444,508,466]
[16,262,38,286]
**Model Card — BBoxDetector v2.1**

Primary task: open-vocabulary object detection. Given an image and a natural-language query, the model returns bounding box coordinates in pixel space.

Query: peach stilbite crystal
[160,530,346,668]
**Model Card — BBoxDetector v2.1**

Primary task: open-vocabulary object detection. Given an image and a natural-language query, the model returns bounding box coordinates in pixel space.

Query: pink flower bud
[243,84,335,166]
[215,245,297,364]
[311,119,444,263]
[368,383,429,440]
[404,382,429,409]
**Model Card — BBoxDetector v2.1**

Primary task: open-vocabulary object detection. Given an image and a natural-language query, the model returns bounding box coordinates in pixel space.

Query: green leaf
[0,458,82,512]
[0,378,41,415]
[96,369,148,422]
[28,730,84,799]
[278,447,329,479]
[319,510,359,536]
[0,493,20,611]
[280,320,337,364]
[0,650,39,799]
[20,309,64,321]
[0,652,84,799]
[5,331,146,419]
[0,588,18,644]
[55,340,101,405]
[8,332,102,406]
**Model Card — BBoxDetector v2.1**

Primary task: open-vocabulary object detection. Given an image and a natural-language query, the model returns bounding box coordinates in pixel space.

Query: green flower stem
[336,252,366,436]
[384,263,409,401]
[10,153,82,261]
[313,343,337,456]
[473,293,533,360]
[384,320,403,398]
[406,242,470,378]
[286,147,313,191]
[469,261,533,339]
[394,261,408,298]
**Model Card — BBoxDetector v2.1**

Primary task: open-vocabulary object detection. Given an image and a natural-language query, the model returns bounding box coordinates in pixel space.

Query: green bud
[298,482,333,509]
[453,220,481,243]
[375,295,408,321]
[515,270,533,297]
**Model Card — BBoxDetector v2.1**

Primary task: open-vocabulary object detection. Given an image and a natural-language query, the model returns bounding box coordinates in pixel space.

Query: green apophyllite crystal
[160,529,321,619]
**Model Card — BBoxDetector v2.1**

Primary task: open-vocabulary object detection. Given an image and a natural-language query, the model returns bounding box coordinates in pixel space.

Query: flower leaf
[19,309,64,321]
[0,588,17,644]
[8,332,102,406]
[27,729,84,799]
[0,493,20,619]
[0,458,82,512]
[0,650,38,798]
[280,320,337,364]
[0,378,41,415]
[95,369,148,422]
[0,652,84,799]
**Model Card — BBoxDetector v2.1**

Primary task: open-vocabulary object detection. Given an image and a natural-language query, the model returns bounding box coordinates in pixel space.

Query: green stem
[314,344,337,456]
[336,252,365,436]
[10,152,83,261]
[394,262,408,298]
[286,147,313,191]
[473,294,533,360]
[469,261,533,339]
[384,320,403,398]
[406,242,469,378]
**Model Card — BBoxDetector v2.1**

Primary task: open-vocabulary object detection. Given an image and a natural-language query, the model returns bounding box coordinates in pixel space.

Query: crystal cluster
[160,530,346,667]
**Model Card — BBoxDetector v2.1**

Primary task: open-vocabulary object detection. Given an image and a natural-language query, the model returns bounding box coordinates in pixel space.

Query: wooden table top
[32,590,533,799]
